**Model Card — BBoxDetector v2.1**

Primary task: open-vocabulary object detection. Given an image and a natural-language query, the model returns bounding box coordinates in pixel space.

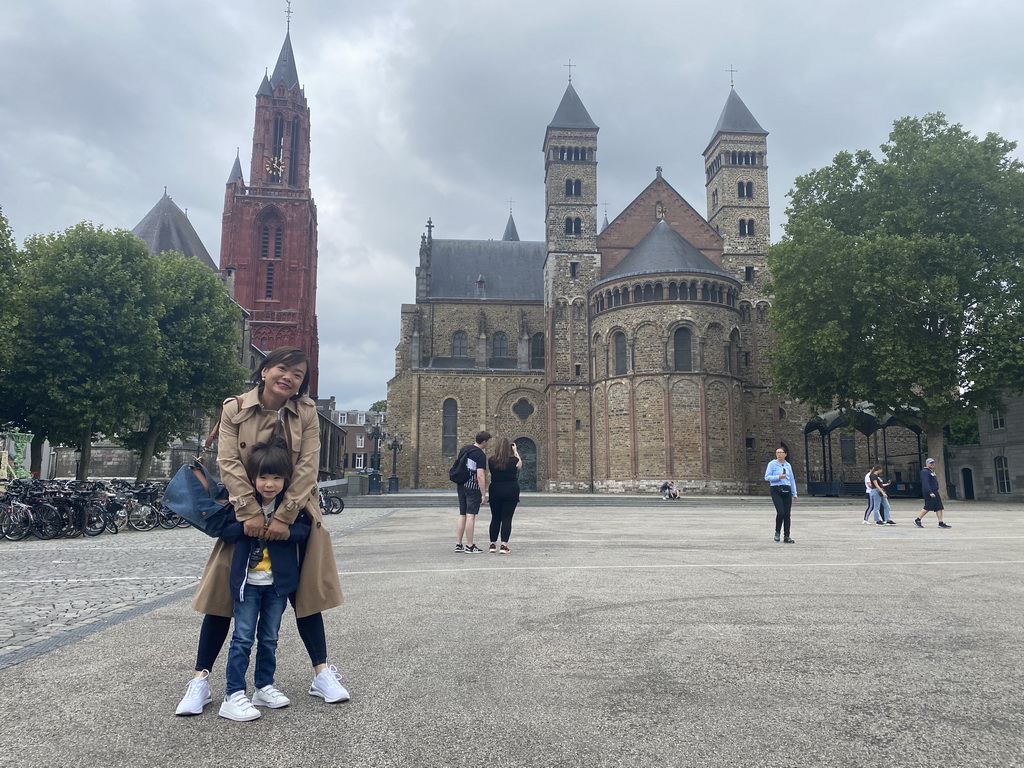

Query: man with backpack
[452,431,491,553]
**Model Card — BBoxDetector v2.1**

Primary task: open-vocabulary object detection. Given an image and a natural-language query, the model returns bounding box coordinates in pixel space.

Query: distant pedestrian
[455,431,491,553]
[765,447,798,543]
[487,438,522,554]
[915,458,951,529]
[865,465,894,525]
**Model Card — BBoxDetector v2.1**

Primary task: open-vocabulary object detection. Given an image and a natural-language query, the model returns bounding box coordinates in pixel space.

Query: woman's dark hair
[489,437,513,471]
[245,436,293,481]
[255,346,311,398]
[871,464,883,472]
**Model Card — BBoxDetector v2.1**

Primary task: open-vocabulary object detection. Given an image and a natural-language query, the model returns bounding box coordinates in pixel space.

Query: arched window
[745,181,754,198]
[654,283,663,301]
[565,217,573,235]
[493,332,508,358]
[565,179,573,196]
[265,262,275,299]
[668,282,678,300]
[643,284,654,301]
[574,179,582,196]
[573,217,582,234]
[739,220,748,236]
[270,114,285,181]
[673,328,692,372]
[453,331,468,357]
[613,332,628,375]
[633,286,642,303]
[530,333,545,369]
[288,117,301,186]
[737,181,746,198]
[996,456,1012,494]
[747,219,756,236]
[689,282,698,300]
[442,398,458,456]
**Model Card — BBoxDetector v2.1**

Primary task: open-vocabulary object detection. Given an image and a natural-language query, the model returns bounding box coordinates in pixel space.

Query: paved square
[1,497,1021,767]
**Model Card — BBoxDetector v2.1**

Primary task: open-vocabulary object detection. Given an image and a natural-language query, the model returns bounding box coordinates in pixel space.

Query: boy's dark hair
[245,435,293,481]
[475,430,492,445]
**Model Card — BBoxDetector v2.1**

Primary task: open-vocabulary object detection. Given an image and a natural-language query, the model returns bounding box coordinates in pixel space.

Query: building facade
[388,83,816,493]
[949,397,1024,501]
[219,32,321,396]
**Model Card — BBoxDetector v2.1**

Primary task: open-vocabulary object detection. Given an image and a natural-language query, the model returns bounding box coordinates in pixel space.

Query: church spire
[270,31,300,91]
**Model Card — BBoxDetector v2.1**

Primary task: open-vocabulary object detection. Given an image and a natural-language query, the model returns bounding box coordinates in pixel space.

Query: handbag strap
[197,396,244,461]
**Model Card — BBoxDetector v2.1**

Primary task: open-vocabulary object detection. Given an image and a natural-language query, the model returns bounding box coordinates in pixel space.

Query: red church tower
[220,31,320,395]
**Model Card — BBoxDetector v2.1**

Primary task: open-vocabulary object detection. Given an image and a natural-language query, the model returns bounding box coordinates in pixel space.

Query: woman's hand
[242,517,267,538]
[264,517,290,541]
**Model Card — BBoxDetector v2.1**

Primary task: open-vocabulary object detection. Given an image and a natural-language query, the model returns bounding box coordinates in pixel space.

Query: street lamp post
[367,416,385,495]
[387,436,402,494]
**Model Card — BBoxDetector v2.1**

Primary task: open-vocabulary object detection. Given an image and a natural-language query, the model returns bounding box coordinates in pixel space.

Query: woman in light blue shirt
[765,447,798,543]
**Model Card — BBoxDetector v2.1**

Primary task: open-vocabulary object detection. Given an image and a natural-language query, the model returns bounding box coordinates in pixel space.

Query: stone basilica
[387,82,805,493]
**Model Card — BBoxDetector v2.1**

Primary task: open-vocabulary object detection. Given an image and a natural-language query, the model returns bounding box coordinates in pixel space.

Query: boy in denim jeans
[218,437,310,721]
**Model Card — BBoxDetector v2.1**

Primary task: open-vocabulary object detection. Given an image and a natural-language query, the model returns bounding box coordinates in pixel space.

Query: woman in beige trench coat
[175,347,349,716]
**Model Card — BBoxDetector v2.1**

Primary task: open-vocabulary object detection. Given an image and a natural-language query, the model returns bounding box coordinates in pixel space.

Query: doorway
[960,467,975,500]
[515,437,537,491]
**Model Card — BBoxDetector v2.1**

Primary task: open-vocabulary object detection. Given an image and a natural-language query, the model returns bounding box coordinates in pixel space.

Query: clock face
[265,156,285,177]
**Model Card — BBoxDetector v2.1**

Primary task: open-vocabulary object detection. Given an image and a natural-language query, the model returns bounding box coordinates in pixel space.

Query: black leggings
[770,486,793,537]
[194,593,327,671]
[488,482,520,543]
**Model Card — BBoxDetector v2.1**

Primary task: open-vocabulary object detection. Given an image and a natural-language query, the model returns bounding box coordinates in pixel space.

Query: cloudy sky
[2,0,1022,409]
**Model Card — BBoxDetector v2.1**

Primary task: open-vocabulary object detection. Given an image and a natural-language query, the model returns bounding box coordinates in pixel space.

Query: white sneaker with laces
[219,691,261,721]
[252,684,291,709]
[309,664,351,703]
[175,670,212,716]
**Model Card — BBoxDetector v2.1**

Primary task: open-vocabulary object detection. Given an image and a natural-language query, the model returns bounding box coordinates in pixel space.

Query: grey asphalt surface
[1,497,1022,767]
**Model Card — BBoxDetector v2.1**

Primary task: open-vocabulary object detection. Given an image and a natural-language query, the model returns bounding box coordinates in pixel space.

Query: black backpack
[448,446,472,485]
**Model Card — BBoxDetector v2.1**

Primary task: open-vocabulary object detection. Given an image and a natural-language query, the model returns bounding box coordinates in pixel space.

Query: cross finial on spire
[603,200,609,217]
[726,64,738,88]
[286,0,293,31]
[564,59,575,83]
[507,196,515,214]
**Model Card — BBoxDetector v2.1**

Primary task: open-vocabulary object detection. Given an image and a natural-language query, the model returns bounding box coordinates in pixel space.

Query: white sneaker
[252,684,291,709]
[219,690,261,721]
[309,664,351,703]
[175,670,212,716]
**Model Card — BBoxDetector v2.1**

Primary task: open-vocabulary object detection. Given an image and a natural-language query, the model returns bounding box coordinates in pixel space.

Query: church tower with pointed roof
[543,81,601,490]
[219,29,320,395]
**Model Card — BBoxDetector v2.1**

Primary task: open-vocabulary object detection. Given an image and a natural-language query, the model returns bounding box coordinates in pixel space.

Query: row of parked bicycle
[0,478,182,541]
[0,478,346,542]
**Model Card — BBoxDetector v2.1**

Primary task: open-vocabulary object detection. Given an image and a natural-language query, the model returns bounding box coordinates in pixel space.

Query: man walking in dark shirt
[455,431,491,553]
[915,458,951,529]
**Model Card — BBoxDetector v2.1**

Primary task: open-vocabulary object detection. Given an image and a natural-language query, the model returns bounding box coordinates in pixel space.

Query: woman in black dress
[487,438,523,554]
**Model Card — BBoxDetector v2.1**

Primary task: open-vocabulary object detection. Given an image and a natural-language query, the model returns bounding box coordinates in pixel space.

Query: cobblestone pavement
[0,507,396,670]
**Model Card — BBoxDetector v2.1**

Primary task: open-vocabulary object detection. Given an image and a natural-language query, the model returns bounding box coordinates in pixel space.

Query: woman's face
[262,361,308,400]
[775,449,787,461]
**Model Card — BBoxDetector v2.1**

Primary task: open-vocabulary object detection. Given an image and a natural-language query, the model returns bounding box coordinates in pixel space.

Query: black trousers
[488,482,520,543]
[770,486,793,537]
[195,594,327,671]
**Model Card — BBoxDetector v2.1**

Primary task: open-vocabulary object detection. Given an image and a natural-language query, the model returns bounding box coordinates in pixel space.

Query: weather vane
[727,64,738,88]
[564,59,575,83]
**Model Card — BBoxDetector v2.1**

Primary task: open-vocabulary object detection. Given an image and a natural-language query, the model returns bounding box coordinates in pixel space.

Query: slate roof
[132,193,218,271]
[598,220,731,285]
[706,89,766,149]
[547,83,598,131]
[427,239,545,300]
[269,32,299,91]
[502,213,520,242]
[227,153,244,184]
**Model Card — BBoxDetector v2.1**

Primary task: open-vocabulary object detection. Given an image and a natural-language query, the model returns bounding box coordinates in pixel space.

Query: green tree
[116,251,247,481]
[369,399,388,413]
[767,113,1024,486]
[2,223,164,478]
[0,208,18,377]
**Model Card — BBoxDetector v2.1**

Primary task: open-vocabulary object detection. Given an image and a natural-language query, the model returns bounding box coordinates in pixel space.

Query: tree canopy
[767,113,1024,471]
[116,251,247,481]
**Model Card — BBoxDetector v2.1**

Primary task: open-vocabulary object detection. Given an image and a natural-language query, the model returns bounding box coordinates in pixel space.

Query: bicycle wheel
[31,503,64,540]
[57,502,83,538]
[128,503,158,531]
[106,506,124,534]
[83,503,106,537]
[158,507,180,529]
[2,504,32,541]
[328,495,344,514]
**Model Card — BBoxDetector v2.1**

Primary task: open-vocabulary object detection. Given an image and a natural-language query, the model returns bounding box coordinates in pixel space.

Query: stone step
[340,492,856,509]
